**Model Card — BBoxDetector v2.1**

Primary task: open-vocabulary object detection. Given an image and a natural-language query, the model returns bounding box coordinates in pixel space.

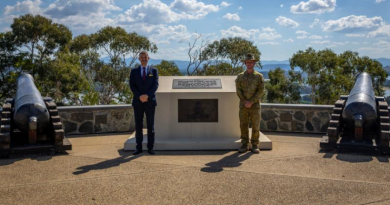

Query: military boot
[238,144,248,153]
[251,144,260,154]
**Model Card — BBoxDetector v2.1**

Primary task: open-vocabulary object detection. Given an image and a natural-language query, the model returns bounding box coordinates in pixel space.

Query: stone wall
[58,105,134,135]
[58,104,334,135]
[260,103,333,133]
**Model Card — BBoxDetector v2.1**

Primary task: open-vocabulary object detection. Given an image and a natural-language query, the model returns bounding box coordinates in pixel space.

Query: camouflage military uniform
[235,71,265,146]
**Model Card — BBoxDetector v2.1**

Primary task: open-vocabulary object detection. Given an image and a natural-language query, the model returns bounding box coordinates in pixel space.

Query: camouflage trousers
[239,107,260,145]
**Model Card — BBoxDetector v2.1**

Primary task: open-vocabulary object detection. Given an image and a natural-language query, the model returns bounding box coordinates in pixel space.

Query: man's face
[139,53,149,65]
[245,61,255,70]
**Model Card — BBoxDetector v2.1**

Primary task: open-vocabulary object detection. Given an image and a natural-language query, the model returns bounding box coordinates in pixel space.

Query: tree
[265,68,301,103]
[202,37,261,75]
[1,14,86,105]
[71,26,158,104]
[154,60,182,76]
[180,34,210,76]
[0,32,21,102]
[202,62,243,76]
[41,52,89,104]
[11,14,72,77]
[290,48,387,104]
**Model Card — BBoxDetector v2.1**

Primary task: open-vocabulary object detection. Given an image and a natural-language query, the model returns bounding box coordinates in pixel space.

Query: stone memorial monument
[124,76,272,150]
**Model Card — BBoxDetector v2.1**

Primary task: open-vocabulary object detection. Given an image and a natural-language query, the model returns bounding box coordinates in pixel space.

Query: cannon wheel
[320,96,347,150]
[0,98,13,158]
[376,98,390,154]
[44,98,68,154]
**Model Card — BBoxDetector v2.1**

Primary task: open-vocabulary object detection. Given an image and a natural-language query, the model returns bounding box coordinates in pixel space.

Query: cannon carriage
[0,74,71,157]
[320,72,390,153]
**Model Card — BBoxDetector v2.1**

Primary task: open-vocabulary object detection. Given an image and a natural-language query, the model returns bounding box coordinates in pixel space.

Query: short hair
[139,51,149,57]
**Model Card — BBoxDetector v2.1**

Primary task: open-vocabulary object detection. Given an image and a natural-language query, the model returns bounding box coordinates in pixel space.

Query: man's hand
[244,101,253,108]
[140,95,149,103]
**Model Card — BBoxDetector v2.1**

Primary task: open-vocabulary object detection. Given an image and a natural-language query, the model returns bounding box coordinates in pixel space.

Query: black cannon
[0,74,71,157]
[320,72,390,152]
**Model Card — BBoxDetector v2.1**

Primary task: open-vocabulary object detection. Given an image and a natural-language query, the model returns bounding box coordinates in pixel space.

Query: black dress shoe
[133,150,143,155]
[148,150,155,155]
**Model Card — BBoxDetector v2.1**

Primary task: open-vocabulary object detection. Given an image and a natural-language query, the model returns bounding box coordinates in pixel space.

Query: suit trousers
[133,103,156,150]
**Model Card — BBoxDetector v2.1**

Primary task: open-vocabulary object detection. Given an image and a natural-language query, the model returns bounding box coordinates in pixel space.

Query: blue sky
[0,0,389,61]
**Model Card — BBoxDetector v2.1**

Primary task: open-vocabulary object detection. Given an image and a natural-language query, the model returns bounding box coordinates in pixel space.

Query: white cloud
[311,40,330,44]
[259,27,282,40]
[310,18,320,28]
[3,0,120,31]
[280,4,284,7]
[149,24,194,44]
[296,30,309,39]
[258,42,280,45]
[3,0,42,15]
[221,26,260,39]
[44,0,121,18]
[345,33,366,37]
[358,46,390,54]
[118,0,219,25]
[309,35,322,39]
[170,0,219,14]
[220,1,231,7]
[368,24,390,38]
[332,42,345,46]
[322,15,383,32]
[374,40,390,47]
[376,0,386,3]
[238,6,243,10]
[284,38,294,42]
[290,0,336,14]
[223,13,240,21]
[275,16,299,28]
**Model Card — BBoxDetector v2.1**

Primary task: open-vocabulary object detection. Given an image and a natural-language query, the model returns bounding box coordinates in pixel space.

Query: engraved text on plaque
[178,99,218,122]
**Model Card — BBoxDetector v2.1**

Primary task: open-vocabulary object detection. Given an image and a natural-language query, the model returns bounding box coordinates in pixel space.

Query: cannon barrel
[13,74,50,133]
[342,72,377,131]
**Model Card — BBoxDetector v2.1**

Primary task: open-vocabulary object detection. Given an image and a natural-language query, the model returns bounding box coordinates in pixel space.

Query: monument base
[124,129,272,151]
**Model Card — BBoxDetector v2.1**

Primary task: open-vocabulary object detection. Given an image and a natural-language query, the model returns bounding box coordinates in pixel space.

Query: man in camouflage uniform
[235,53,265,154]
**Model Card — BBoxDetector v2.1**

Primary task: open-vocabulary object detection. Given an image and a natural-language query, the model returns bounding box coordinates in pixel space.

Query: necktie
[143,67,146,82]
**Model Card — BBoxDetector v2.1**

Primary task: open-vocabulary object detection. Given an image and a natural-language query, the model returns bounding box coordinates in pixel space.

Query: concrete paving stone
[0,154,184,186]
[216,153,390,184]
[126,135,323,167]
[1,132,390,204]
[0,167,390,205]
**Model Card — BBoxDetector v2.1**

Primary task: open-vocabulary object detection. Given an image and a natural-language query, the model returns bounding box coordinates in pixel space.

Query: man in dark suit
[129,51,159,155]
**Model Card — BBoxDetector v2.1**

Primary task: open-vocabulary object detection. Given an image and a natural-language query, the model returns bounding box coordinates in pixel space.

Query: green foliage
[202,37,261,75]
[0,32,19,101]
[0,14,85,105]
[154,60,182,76]
[290,48,387,104]
[70,26,158,104]
[265,68,301,103]
[202,62,244,76]
[40,52,89,104]
[11,14,72,76]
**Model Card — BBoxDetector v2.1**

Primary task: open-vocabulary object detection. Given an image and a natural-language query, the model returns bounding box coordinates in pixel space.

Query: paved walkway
[0,132,389,205]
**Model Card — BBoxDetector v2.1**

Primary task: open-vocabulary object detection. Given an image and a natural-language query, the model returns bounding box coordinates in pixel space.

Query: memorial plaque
[178,99,218,122]
[173,79,222,89]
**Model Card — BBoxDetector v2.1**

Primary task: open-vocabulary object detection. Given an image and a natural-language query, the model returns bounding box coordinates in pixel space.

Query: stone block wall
[58,105,135,135]
[260,103,333,133]
[58,104,334,135]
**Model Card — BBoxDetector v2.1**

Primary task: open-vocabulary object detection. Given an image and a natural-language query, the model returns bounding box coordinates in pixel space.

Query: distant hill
[377,58,390,67]
[100,57,390,77]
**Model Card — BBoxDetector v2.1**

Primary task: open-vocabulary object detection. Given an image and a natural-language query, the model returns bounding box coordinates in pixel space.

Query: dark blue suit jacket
[129,66,159,107]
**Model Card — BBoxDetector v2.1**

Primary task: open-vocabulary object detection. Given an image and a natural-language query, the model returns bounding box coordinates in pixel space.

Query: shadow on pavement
[0,152,68,166]
[320,150,389,163]
[200,152,252,173]
[73,149,141,175]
